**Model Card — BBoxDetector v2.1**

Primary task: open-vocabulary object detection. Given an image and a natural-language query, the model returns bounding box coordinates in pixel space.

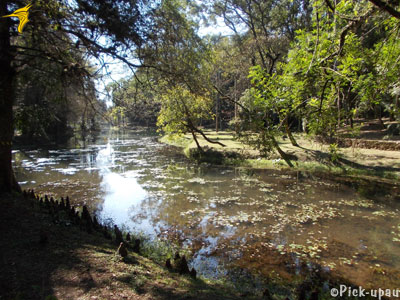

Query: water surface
[13,129,400,289]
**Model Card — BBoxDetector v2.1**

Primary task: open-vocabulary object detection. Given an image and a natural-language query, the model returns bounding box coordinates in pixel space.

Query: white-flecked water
[13,128,400,289]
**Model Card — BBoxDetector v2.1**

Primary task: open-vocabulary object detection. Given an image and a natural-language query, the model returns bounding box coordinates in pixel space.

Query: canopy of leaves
[156,85,214,136]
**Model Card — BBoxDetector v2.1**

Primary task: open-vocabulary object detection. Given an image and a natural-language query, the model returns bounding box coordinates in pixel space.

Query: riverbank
[160,131,400,196]
[3,192,392,300]
[0,192,258,300]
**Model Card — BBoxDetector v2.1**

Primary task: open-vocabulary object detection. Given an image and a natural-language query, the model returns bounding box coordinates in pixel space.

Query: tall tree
[0,1,18,192]
[204,0,312,149]
[141,0,225,147]
[0,0,153,193]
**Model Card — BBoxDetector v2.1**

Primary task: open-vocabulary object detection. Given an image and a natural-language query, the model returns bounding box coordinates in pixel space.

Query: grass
[160,130,400,184]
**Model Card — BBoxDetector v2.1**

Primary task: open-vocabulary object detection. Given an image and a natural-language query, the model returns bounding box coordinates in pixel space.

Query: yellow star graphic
[2,3,32,33]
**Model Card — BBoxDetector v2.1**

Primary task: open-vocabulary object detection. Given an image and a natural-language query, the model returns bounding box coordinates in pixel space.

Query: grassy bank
[0,192,258,300]
[160,131,400,185]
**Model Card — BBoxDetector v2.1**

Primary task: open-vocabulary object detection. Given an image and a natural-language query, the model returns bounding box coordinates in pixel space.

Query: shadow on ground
[0,194,252,300]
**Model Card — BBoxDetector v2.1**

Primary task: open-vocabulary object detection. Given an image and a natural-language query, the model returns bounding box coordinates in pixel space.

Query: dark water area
[13,128,400,290]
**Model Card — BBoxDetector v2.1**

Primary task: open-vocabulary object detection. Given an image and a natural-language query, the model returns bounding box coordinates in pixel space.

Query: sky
[100,16,236,108]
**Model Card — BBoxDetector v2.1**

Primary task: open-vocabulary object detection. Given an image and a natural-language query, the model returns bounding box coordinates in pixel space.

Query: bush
[328,143,342,163]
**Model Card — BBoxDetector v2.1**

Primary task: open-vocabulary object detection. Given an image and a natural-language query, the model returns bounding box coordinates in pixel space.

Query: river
[13,128,400,291]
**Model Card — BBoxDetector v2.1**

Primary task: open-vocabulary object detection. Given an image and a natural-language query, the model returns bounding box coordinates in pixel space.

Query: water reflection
[12,128,400,290]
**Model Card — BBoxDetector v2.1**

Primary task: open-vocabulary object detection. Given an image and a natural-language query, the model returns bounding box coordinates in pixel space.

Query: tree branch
[368,0,400,19]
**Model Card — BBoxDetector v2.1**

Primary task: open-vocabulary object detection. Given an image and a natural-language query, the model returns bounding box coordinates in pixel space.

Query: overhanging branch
[368,0,400,19]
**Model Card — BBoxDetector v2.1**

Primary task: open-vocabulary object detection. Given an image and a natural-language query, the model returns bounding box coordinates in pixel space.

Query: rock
[50,197,55,207]
[92,216,100,230]
[69,207,77,223]
[117,242,128,258]
[44,195,50,208]
[74,211,81,225]
[177,255,190,275]
[82,205,92,222]
[65,196,70,210]
[102,226,112,240]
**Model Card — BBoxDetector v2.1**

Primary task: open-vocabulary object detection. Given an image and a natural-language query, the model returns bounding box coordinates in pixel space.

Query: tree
[13,31,100,143]
[133,0,225,146]
[202,0,312,147]
[235,69,295,167]
[157,85,223,151]
[252,0,400,143]
[0,0,153,193]
[107,76,161,127]
[205,0,312,72]
[368,0,400,19]
[0,0,18,192]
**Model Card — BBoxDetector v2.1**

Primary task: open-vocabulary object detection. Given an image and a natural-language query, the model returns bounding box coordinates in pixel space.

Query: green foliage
[11,4,102,143]
[246,0,400,141]
[234,87,278,156]
[142,0,212,93]
[107,76,160,126]
[328,143,342,163]
[15,105,54,139]
[107,106,127,127]
[157,86,214,136]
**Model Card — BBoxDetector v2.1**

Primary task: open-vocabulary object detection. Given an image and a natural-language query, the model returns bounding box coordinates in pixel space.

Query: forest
[1,0,399,176]
[1,0,400,299]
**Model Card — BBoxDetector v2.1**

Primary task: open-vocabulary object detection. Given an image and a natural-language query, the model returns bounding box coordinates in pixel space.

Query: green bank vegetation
[161,130,400,184]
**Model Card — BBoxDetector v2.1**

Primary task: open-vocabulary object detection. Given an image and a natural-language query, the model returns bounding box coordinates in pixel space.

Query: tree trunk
[270,135,294,167]
[234,77,239,133]
[190,130,203,152]
[215,94,219,133]
[376,105,386,129]
[285,116,299,147]
[0,1,20,194]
